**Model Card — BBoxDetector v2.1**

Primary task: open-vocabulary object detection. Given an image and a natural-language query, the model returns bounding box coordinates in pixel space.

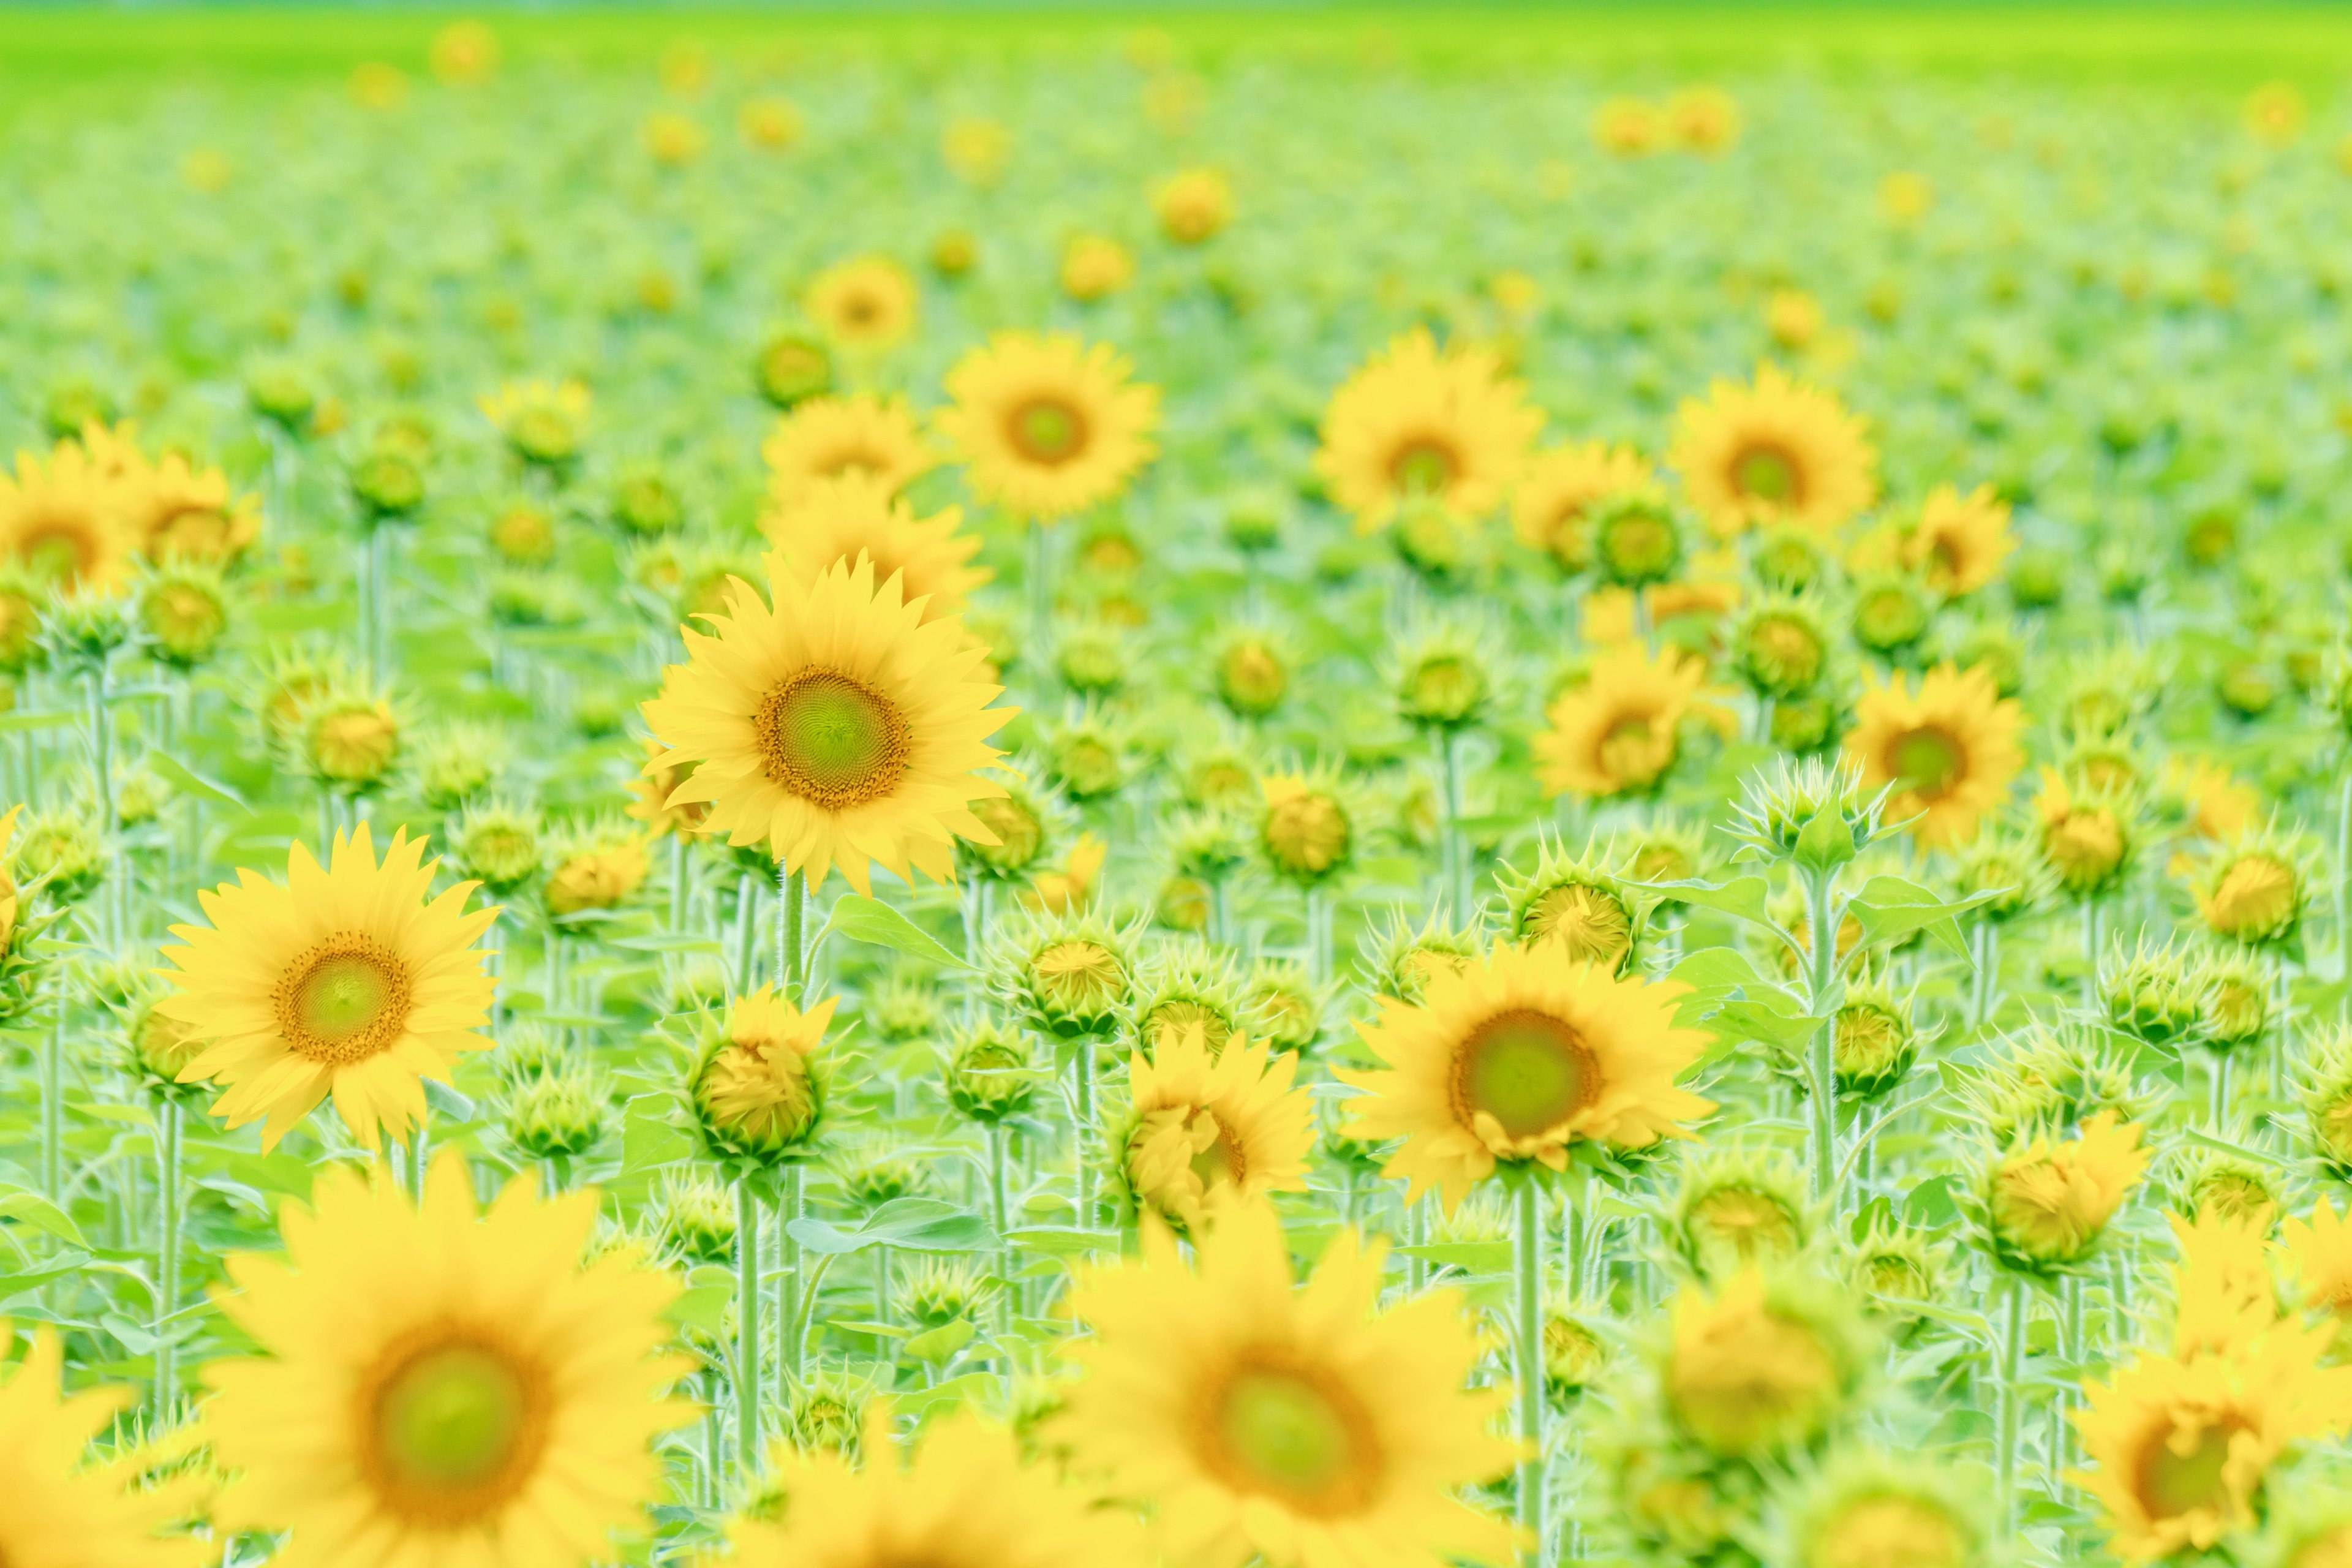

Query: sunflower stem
[1027,518,1055,672]
[2335,765,2351,1012]
[153,1099,183,1428]
[1512,1177,1545,1568]
[779,862,805,1002]
[1440,728,1467,921]
[778,1166,805,1391]
[988,1121,1013,1337]
[1996,1273,2029,1539]
[734,1177,762,1476]
[667,833,688,933]
[40,1011,62,1204]
[1801,865,1839,1206]
[1072,1038,1096,1229]
[733,870,759,996]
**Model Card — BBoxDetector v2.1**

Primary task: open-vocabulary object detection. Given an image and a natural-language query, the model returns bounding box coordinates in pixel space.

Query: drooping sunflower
[937,332,1159,521]
[1061,1195,1518,1568]
[1340,941,1714,1212]
[0,1324,203,1568]
[761,393,938,507]
[1903,484,2013,597]
[639,554,1011,895]
[761,473,989,624]
[1510,442,1656,572]
[1842,662,2024,850]
[1533,644,1721,801]
[1314,329,1542,534]
[155,825,499,1151]
[1668,363,1876,538]
[0,440,138,590]
[1117,1025,1315,1232]
[805,255,921,352]
[202,1155,695,1568]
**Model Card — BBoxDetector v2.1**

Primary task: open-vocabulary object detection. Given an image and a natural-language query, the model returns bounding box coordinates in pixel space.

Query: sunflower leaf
[1627,875,1774,927]
[787,1197,997,1256]
[1846,876,2000,959]
[821,895,971,970]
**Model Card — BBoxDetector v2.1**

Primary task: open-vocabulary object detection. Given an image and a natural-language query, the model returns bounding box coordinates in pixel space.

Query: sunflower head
[1496,834,1644,974]
[505,1069,610,1163]
[1541,1301,1609,1402]
[1212,628,1291,718]
[944,1019,1041,1126]
[805,255,919,351]
[959,774,1057,883]
[454,799,543,894]
[2034,767,2139,899]
[2101,939,2209,1049]
[477,378,590,467]
[2173,1150,2282,1233]
[1387,619,1496,733]
[1978,1109,2150,1275]
[2299,1029,2352,1179]
[1784,1453,1988,1568]
[937,331,1160,521]
[542,820,652,919]
[688,987,837,1167]
[1732,594,1834,699]
[1847,1216,1951,1317]
[1905,483,2015,598]
[1153,167,1234,244]
[2193,829,2309,949]
[1315,328,1541,533]
[1661,1266,1868,1460]
[1670,1146,1817,1280]
[1244,957,1325,1057]
[753,333,835,409]
[1128,943,1247,1062]
[1359,907,1484,1005]
[138,561,231,668]
[1668,362,1877,537]
[1003,908,1134,1039]
[1833,976,1917,1099]
[1534,643,1720,801]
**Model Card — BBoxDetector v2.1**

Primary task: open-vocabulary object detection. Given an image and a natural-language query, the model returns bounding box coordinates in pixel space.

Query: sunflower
[761,393,938,508]
[0,1324,202,1568]
[2034,769,2136,899]
[805,255,919,352]
[1061,1196,1517,1568]
[1314,329,1542,534]
[0,440,138,590]
[639,554,1011,895]
[1668,363,1876,538]
[1117,1025,1314,1232]
[2282,1199,2352,1319]
[202,1155,695,1568]
[477,380,590,467]
[1533,644,1719,800]
[1842,663,2023,850]
[1903,484,2013,597]
[1340,941,1713,1212]
[937,333,1160,521]
[1663,1268,1863,1459]
[761,473,989,624]
[1981,1109,2149,1272]
[2167,1210,2280,1360]
[1510,442,1656,573]
[155,826,499,1152]
[80,426,262,566]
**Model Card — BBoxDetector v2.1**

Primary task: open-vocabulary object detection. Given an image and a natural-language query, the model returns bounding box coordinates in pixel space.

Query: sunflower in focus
[1341,940,1713,1212]
[937,333,1159,521]
[156,825,498,1151]
[0,1324,201,1568]
[1534,644,1719,800]
[1668,363,1875,537]
[1842,663,2023,850]
[1118,1025,1314,1232]
[1315,329,1541,533]
[1903,484,2013,597]
[761,474,989,624]
[639,554,1011,895]
[203,1156,695,1568]
[761,393,938,508]
[0,439,137,590]
[1061,1195,1517,1568]
[805,256,919,352]
[1510,443,1654,573]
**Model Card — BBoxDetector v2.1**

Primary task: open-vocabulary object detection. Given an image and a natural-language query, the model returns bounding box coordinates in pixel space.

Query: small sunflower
[1662,1267,1866,1460]
[1980,1109,2150,1273]
[688,986,838,1167]
[0,439,138,590]
[1904,484,2014,597]
[805,255,920,351]
[937,332,1159,521]
[0,1324,201,1568]
[1061,1196,1518,1568]
[1510,443,1655,573]
[640,554,1011,895]
[1668,363,1876,538]
[156,825,499,1151]
[761,393,939,507]
[1842,662,2023,850]
[477,380,590,467]
[1533,644,1719,800]
[1116,1025,1315,1232]
[761,474,989,624]
[1341,941,1713,1212]
[1314,328,1542,534]
[82,425,262,567]
[2034,768,2138,900]
[202,1156,695,1568]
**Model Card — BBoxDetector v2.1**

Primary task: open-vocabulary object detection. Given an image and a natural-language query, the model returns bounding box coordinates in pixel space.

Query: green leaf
[821,895,970,970]
[72,1102,155,1127]
[663,1284,731,1336]
[1707,996,1828,1051]
[145,752,249,809]
[2179,1128,2291,1169]
[0,1250,92,1300]
[786,1197,997,1256]
[1902,1173,1962,1227]
[1393,1241,1512,1273]
[0,1186,88,1248]
[903,1317,978,1363]
[891,1370,999,1422]
[1847,876,1998,960]
[1667,946,1765,997]
[1631,875,1774,927]
[620,1096,696,1175]
[1004,1226,1120,1257]
[0,710,75,735]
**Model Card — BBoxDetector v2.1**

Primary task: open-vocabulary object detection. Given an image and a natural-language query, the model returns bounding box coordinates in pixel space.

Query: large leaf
[787,1197,997,1256]
[1847,876,1999,960]
[1629,875,1774,927]
[146,752,248,808]
[822,895,970,970]
[620,1096,696,1174]
[903,1317,978,1363]
[0,1186,88,1249]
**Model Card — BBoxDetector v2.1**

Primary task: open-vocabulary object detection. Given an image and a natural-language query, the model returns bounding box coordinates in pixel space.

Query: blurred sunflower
[1510,442,1654,573]
[0,439,137,590]
[82,425,262,565]
[938,332,1159,520]
[761,473,989,624]
[805,255,920,352]
[0,1324,201,1568]
[761,392,938,507]
[1315,328,1540,533]
[1668,363,1875,537]
[1533,644,1719,799]
[1904,483,2013,597]
[639,554,1011,895]
[1118,1025,1314,1232]
[1842,663,2023,849]
[1153,168,1234,244]
[478,380,590,467]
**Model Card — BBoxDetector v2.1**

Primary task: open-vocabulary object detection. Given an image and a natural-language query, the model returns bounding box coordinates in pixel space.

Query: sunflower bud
[1213,631,1289,718]
[2101,941,2205,1047]
[2300,1029,2352,1180]
[610,467,684,537]
[1848,1218,1949,1317]
[2198,952,2270,1052]
[1849,571,1932,657]
[1542,1302,1608,1403]
[298,685,402,793]
[901,1257,992,1329]
[1833,980,1916,1099]
[1733,597,1832,698]
[1245,957,1324,1055]
[2176,1152,2280,1230]
[124,992,209,1104]
[1754,524,1832,592]
[1671,1150,1815,1279]
[1951,831,2044,924]
[246,364,317,433]
[1978,1109,2149,1273]
[754,333,834,409]
[544,824,651,918]
[1590,491,1683,589]
[786,1374,868,1460]
[1361,909,1480,1003]
[1662,1268,1865,1460]
[2193,836,2305,948]
[1045,709,1129,801]
[138,566,231,669]
[650,1175,737,1265]
[15,809,105,904]
[350,450,425,521]
[39,588,137,676]
[1390,627,1493,733]
[1128,948,1246,1061]
[488,502,557,567]
[837,1145,930,1209]
[959,778,1054,882]
[1787,1458,1985,1568]
[865,973,945,1046]
[943,1020,1039,1125]
[1222,494,1283,556]
[1258,772,1354,889]
[413,723,503,813]
[688,988,835,1166]
[1497,837,1642,973]
[454,801,541,894]
[506,1070,609,1163]
[1006,913,1132,1038]
[1727,754,1885,864]
[2032,769,2135,899]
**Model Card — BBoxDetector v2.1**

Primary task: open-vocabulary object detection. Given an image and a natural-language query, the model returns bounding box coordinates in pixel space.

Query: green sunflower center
[1888,726,1963,799]
[1730,443,1803,504]
[363,1337,550,1525]
[277,936,415,1066]
[1205,1359,1382,1515]
[2136,1419,2242,1522]
[1454,1007,1599,1141]
[1008,397,1088,466]
[756,668,913,812]
[1388,438,1460,496]
[1186,1114,1247,1190]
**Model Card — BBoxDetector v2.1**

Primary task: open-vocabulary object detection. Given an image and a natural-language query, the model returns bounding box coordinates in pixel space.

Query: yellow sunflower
[1314,329,1542,534]
[202,1155,695,1568]
[2282,1199,2352,1319]
[0,440,138,590]
[1510,442,1656,572]
[1340,941,1713,1212]
[1061,1195,1518,1568]
[1118,1025,1315,1232]
[477,380,590,467]
[1982,1109,2149,1271]
[1842,662,2024,850]
[80,424,262,565]
[639,554,1011,895]
[1532,644,1719,800]
[937,332,1161,521]
[761,393,938,508]
[2166,1210,2279,1360]
[0,1324,202,1568]
[1903,483,2013,597]
[1667,363,1876,538]
[805,255,920,352]
[761,473,990,624]
[729,1409,1140,1568]
[156,826,499,1151]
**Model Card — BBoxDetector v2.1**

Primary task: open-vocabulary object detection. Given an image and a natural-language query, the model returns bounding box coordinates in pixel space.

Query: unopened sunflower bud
[2101,942,2204,1047]
[688,987,835,1166]
[246,365,317,432]
[413,723,503,812]
[1390,623,1494,733]
[943,1020,1038,1125]
[1848,1219,1948,1314]
[865,973,945,1045]
[1832,981,1916,1098]
[1498,837,1642,973]
[1849,571,1932,657]
[901,1258,991,1329]
[1733,597,1831,699]
[1007,913,1131,1038]
[786,1374,867,1460]
[139,566,230,669]
[1129,947,1246,1060]
[39,588,137,675]
[543,824,651,918]
[2177,1152,2280,1229]
[959,777,1053,882]
[611,467,684,537]
[1672,1150,1814,1279]
[1542,1303,1607,1402]
[124,993,209,1103]
[350,450,425,520]
[837,1147,929,1208]
[1662,1268,1864,1460]
[1259,772,1353,889]
[2199,952,2269,1052]
[1590,491,1683,589]
[1978,1109,2149,1273]
[1361,910,1480,1003]
[16,809,105,904]
[1789,1458,1985,1568]
[2193,835,2305,948]
[1754,524,1831,592]
[2300,1030,2352,1180]
[1055,624,1128,696]
[650,1175,737,1265]
[507,1071,609,1162]
[1951,831,2043,924]
[2033,769,2135,899]
[293,679,402,793]
[1245,958,1324,1055]
[1213,631,1289,719]
[754,334,834,409]
[1729,755,1883,864]
[455,801,541,894]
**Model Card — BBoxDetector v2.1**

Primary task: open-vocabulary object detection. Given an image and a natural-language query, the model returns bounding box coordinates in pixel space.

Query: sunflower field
[4,9,2352,1568]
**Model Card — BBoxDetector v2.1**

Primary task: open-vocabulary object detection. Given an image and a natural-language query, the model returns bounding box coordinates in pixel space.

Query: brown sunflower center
[755,668,913,811]
[1730,443,1804,505]
[1888,726,1964,799]
[816,445,886,480]
[1388,437,1460,496]
[358,1332,552,1526]
[277,935,415,1065]
[1008,397,1089,466]
[20,517,100,585]
[1200,1354,1384,1517]
[2134,1417,2245,1523]
[1453,1008,1599,1140]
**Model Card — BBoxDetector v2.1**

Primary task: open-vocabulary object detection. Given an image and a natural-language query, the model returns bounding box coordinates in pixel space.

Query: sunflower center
[755,668,912,811]
[277,936,415,1066]
[816,445,886,480]
[1730,444,1804,505]
[1388,439,1460,496]
[2135,1417,2245,1522]
[20,521,97,586]
[1008,398,1089,466]
[1453,1008,1599,1141]
[1204,1357,1383,1516]
[1888,725,1963,799]
[1187,1114,1248,1190]
[360,1336,552,1526]
[1597,714,1670,788]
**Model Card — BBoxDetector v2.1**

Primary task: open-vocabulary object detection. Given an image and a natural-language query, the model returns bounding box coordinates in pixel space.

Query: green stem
[989,1123,1013,1334]
[1513,1179,1545,1568]
[1803,867,1839,1206]
[1997,1275,2029,1537]
[777,1167,805,1394]
[668,833,688,933]
[2336,766,2351,1012]
[153,1101,183,1427]
[778,863,807,1000]
[40,1014,61,1204]
[1072,1039,1096,1229]
[1439,729,1467,921]
[1027,518,1055,670]
[733,871,759,995]
[734,1178,761,1476]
